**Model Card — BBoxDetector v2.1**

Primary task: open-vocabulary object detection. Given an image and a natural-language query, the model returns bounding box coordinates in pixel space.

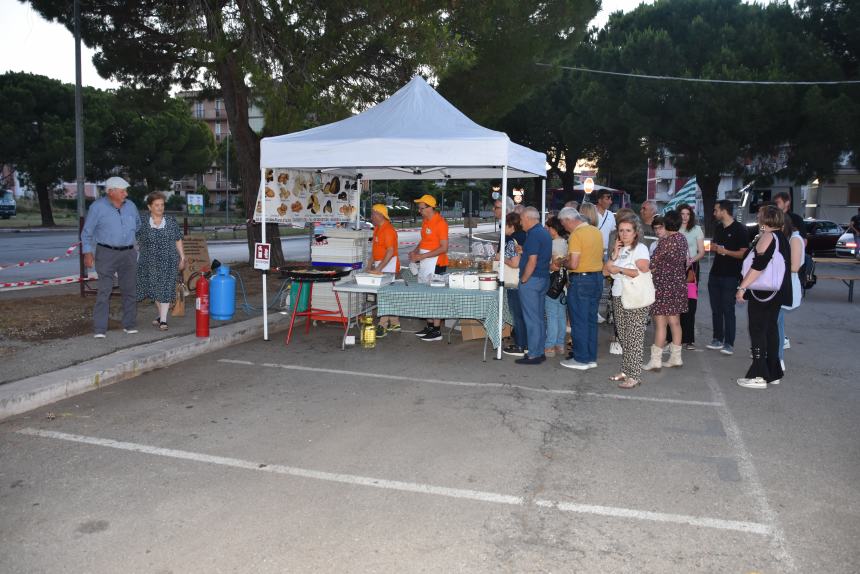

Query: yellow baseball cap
[414,194,437,208]
[371,204,389,220]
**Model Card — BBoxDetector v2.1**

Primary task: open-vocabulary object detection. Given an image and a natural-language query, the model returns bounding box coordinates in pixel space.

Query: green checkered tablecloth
[377,281,511,349]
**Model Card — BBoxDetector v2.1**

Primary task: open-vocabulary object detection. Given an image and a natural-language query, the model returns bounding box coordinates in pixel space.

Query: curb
[0,314,291,421]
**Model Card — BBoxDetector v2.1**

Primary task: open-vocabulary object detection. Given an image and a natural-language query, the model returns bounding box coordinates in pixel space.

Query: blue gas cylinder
[209,264,236,321]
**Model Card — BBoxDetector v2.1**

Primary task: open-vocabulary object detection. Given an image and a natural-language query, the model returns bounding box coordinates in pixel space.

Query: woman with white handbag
[735,205,792,389]
[603,216,653,389]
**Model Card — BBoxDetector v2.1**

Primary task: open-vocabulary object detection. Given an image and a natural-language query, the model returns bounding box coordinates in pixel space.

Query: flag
[662,177,698,214]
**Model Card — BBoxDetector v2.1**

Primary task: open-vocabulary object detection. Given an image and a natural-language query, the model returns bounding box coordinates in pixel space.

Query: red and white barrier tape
[0,273,95,291]
[0,243,80,271]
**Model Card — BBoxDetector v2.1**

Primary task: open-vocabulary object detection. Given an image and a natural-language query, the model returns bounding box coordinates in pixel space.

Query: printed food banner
[253,169,359,224]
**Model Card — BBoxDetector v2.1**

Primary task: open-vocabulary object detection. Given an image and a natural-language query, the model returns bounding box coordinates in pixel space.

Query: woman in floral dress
[136,192,186,330]
[643,209,688,371]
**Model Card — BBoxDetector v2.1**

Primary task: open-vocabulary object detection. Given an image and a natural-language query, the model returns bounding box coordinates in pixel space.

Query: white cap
[104,176,130,190]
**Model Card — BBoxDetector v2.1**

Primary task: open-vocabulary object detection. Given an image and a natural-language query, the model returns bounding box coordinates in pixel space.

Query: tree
[519,0,852,231]
[107,91,215,191]
[796,0,860,163]
[0,73,90,225]
[27,0,596,265]
[0,72,214,225]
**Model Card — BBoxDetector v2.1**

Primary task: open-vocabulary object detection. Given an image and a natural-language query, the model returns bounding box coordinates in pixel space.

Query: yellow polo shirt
[567,223,604,272]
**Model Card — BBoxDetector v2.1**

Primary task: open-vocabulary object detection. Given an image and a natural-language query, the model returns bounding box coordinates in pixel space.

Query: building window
[215,99,222,118]
[215,122,222,136]
[849,183,860,205]
[195,102,204,119]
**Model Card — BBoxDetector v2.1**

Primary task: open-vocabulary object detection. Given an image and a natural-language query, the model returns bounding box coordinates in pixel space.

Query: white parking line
[702,365,797,570]
[218,359,722,407]
[17,428,771,536]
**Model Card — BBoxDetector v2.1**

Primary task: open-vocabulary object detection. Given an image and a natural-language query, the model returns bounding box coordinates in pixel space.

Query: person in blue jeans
[558,207,605,370]
[544,216,569,357]
[501,213,528,356]
[515,207,552,365]
[706,201,749,355]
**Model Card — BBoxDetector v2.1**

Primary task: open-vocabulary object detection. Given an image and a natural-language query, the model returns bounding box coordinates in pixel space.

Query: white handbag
[620,270,656,310]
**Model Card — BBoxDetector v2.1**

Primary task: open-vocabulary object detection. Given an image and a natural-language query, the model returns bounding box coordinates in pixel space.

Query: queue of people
[493,196,803,394]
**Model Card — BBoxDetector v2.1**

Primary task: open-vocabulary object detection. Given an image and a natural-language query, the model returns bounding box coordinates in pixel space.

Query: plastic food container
[478,273,498,291]
[448,272,466,289]
[354,272,394,287]
[463,273,480,290]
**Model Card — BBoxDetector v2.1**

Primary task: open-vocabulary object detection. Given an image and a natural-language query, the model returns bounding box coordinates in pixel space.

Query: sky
[0,0,651,91]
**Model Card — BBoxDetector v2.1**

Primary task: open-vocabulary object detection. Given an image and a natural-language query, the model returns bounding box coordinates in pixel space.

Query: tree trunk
[36,185,55,227]
[214,53,286,269]
[697,171,721,237]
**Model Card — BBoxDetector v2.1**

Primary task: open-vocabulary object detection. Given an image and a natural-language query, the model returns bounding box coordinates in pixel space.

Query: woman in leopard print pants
[604,216,652,388]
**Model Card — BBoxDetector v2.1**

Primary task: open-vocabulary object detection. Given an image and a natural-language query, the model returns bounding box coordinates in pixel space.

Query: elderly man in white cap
[81,176,141,338]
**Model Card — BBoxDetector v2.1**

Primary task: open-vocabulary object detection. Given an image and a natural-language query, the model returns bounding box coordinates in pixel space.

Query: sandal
[618,377,641,389]
[608,372,627,381]
[158,321,168,331]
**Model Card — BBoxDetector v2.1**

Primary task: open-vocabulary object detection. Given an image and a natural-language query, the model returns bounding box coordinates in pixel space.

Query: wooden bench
[815,274,860,302]
[813,258,859,302]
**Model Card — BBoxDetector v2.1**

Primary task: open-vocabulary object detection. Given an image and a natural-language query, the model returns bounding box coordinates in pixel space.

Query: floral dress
[649,232,688,316]
[136,215,182,302]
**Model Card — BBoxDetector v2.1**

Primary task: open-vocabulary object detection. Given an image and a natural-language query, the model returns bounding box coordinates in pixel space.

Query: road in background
[0,223,499,284]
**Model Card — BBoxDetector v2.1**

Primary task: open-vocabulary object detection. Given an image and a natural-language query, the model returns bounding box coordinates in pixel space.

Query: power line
[535,62,860,85]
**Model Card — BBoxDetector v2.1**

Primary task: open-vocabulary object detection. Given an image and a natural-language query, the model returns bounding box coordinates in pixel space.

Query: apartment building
[173,92,265,207]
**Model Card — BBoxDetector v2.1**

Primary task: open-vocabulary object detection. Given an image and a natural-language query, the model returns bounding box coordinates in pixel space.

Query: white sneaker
[561,359,591,370]
[587,362,598,369]
[780,359,786,372]
[94,333,106,339]
[737,377,767,389]
[123,328,139,334]
[783,337,790,349]
[609,341,623,355]
[770,379,780,385]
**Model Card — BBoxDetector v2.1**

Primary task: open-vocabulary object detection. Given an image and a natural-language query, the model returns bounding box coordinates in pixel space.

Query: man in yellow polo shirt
[559,206,604,370]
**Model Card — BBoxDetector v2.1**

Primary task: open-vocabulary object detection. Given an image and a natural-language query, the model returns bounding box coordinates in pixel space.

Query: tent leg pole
[496,166,508,360]
[259,168,269,341]
[541,178,546,225]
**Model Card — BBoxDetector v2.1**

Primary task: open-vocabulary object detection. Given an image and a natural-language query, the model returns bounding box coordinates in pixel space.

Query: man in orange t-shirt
[370,204,400,273]
[409,194,449,341]
[369,204,400,335]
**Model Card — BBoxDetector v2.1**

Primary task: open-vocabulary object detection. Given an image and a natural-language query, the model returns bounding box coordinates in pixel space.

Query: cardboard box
[460,319,511,341]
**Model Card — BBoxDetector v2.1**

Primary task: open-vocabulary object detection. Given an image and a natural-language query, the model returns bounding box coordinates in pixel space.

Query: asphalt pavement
[0,258,857,573]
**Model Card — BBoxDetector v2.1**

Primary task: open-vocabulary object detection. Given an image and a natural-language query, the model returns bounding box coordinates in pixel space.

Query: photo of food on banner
[253,169,359,225]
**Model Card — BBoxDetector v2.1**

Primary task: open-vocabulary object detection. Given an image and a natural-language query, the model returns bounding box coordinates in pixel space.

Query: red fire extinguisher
[196,271,210,338]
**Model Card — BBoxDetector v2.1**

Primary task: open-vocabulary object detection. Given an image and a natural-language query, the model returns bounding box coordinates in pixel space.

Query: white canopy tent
[258,76,546,358]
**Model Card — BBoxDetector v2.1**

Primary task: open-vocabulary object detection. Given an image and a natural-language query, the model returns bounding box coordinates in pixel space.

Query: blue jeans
[545,294,567,348]
[708,274,739,346]
[567,273,602,363]
[506,288,527,349]
[519,275,549,358]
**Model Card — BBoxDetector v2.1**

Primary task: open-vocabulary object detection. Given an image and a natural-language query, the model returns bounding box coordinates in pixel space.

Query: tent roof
[259,76,545,180]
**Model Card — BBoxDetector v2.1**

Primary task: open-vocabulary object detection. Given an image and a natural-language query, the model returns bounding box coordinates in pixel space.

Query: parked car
[835,231,858,258]
[0,191,16,219]
[803,218,843,255]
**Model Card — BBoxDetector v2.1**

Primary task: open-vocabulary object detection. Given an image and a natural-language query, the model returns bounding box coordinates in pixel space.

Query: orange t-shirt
[372,220,400,272]
[418,212,449,267]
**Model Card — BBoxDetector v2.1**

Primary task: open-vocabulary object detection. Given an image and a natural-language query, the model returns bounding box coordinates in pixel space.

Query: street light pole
[74,0,86,296]
[225,132,230,225]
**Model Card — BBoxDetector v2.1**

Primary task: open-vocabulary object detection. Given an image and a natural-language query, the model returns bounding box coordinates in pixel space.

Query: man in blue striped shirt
[81,177,141,338]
